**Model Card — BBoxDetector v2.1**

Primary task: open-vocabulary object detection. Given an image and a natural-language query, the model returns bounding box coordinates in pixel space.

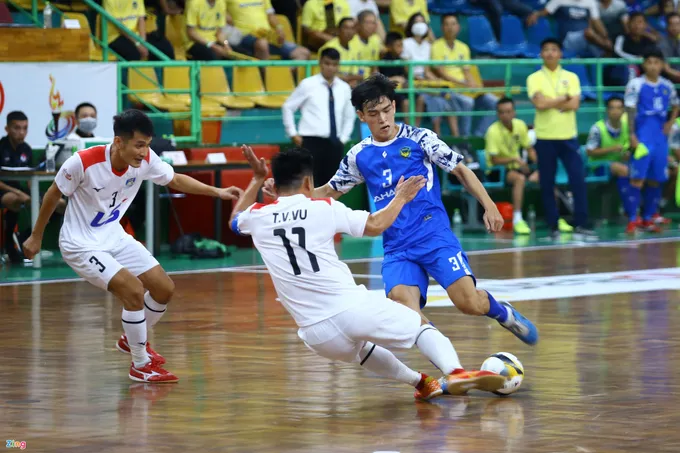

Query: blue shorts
[630,140,668,183]
[381,232,476,308]
[235,35,297,59]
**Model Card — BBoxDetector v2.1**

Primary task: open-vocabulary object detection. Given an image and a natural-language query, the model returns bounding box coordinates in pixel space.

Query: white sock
[415,325,462,374]
[122,309,150,368]
[359,342,422,387]
[144,292,167,328]
[513,210,523,224]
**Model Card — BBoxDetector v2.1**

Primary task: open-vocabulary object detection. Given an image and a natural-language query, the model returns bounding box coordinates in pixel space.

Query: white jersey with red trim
[55,144,174,253]
[232,194,371,327]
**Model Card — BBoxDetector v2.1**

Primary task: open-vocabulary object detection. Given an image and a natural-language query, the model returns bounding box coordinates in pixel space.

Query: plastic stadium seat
[467,16,500,55]
[128,66,189,112]
[264,66,296,98]
[232,66,287,108]
[524,17,553,57]
[200,66,256,109]
[563,64,597,100]
[276,14,295,43]
[497,15,528,57]
[165,15,187,60]
[164,66,226,116]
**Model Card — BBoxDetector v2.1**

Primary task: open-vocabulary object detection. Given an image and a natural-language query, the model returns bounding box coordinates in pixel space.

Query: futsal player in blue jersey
[265,75,538,391]
[624,49,679,234]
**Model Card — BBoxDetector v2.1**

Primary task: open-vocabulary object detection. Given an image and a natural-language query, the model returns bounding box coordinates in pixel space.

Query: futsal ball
[480,352,524,395]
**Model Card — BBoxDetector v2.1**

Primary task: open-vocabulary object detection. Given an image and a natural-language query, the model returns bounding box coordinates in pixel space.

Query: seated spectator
[614,12,658,61]
[348,0,385,40]
[351,10,382,78]
[103,0,175,60]
[658,13,680,84]
[185,0,233,60]
[320,17,364,87]
[389,0,430,38]
[378,32,409,112]
[536,0,611,57]
[68,103,99,140]
[227,0,310,60]
[470,0,540,40]
[401,12,433,128]
[0,112,66,263]
[595,0,629,53]
[301,0,352,51]
[485,98,538,235]
[431,14,497,137]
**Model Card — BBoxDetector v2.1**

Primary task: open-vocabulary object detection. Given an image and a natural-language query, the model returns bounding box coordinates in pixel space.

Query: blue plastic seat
[524,17,553,57]
[467,15,501,55]
[497,15,528,57]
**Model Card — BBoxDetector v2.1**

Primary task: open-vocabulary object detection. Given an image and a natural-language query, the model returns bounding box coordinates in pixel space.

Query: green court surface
[2,224,680,285]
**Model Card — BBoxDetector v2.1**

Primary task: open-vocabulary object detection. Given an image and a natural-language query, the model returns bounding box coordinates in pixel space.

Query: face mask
[411,22,428,37]
[78,117,97,134]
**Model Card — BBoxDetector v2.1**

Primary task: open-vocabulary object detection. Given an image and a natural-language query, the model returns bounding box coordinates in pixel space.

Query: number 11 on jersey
[273,227,320,276]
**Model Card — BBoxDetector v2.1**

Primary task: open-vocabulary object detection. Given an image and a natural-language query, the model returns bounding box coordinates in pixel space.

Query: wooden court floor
[2,240,680,452]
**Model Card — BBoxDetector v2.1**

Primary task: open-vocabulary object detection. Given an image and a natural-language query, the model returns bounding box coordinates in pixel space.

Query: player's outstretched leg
[116,266,175,365]
[109,269,178,383]
[445,278,538,345]
[357,342,443,401]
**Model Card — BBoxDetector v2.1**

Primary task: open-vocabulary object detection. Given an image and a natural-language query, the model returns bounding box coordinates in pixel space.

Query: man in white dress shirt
[282,48,356,186]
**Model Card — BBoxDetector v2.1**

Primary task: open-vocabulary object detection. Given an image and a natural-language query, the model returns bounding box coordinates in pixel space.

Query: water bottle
[46,156,56,172]
[528,205,536,232]
[43,2,52,29]
[45,143,58,172]
[452,208,463,236]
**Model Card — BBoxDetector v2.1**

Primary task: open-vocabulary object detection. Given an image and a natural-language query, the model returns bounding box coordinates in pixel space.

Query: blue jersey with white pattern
[624,76,679,143]
[329,124,464,253]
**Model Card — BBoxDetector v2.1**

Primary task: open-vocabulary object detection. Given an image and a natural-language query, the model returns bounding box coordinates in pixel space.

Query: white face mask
[411,22,428,37]
[78,117,97,134]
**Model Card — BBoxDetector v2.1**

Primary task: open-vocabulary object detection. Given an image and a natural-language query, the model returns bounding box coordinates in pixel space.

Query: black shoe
[6,246,24,264]
[573,226,598,240]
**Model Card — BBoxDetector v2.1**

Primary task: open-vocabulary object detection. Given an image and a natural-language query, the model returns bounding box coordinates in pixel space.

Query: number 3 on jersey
[382,169,392,188]
[273,227,320,276]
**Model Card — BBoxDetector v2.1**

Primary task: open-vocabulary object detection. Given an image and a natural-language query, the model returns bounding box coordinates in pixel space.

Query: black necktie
[327,83,337,140]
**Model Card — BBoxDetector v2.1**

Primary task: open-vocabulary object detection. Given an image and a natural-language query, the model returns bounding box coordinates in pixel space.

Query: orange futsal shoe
[625,221,638,235]
[439,369,507,395]
[129,361,179,383]
[640,220,662,233]
[116,335,166,365]
[413,374,444,401]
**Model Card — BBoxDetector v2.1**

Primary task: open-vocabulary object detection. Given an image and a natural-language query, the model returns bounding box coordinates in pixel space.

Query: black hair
[643,48,665,62]
[113,109,154,139]
[357,10,376,23]
[540,37,562,51]
[6,111,27,125]
[338,17,355,28]
[319,47,341,61]
[667,12,680,22]
[405,12,426,38]
[385,31,403,47]
[351,74,398,111]
[75,102,97,118]
[441,13,458,25]
[606,96,624,108]
[272,147,315,190]
[629,11,645,22]
[497,97,515,108]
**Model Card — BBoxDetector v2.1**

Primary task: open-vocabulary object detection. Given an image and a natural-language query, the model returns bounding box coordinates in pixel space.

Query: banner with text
[0,63,117,149]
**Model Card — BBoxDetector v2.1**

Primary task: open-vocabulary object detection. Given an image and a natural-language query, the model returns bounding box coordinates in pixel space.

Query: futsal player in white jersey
[230,146,506,399]
[22,110,244,383]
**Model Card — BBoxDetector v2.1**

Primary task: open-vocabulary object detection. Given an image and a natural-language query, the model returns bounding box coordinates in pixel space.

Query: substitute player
[231,146,506,400]
[22,110,243,383]
[625,49,679,233]
[265,75,537,391]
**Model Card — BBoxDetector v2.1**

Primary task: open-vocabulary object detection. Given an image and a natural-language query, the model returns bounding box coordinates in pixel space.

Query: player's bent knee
[447,278,487,316]
[150,278,175,304]
[109,270,145,311]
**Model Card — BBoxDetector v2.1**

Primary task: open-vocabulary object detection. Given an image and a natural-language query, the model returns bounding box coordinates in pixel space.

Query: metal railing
[118,57,653,144]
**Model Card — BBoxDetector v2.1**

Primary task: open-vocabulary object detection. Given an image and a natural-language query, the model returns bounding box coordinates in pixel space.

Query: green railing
[119,58,649,145]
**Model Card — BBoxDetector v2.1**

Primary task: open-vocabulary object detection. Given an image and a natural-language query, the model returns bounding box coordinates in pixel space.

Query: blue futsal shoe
[498,301,539,345]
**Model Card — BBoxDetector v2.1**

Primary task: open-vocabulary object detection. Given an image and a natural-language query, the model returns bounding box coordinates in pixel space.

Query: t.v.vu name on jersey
[374,188,395,203]
[273,209,307,224]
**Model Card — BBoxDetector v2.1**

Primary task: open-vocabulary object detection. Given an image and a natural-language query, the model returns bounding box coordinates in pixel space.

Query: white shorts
[297,297,421,363]
[61,233,159,291]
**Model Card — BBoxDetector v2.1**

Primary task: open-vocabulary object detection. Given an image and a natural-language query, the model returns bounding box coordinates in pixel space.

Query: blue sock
[485,291,508,323]
[642,185,662,220]
[627,185,641,222]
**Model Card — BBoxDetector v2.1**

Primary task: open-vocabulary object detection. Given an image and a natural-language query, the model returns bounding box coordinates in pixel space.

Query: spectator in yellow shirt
[301,0,352,51]
[389,0,430,36]
[485,98,538,234]
[431,14,498,137]
[320,17,364,87]
[104,0,175,61]
[350,10,383,77]
[227,0,310,60]
[185,0,232,60]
